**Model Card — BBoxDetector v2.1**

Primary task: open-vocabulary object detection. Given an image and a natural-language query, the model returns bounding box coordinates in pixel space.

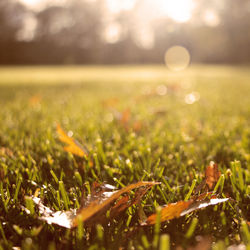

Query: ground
[0,65,249,249]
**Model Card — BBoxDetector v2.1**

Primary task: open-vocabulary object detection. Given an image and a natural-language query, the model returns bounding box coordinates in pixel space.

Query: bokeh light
[184,92,200,104]
[156,85,167,96]
[165,46,191,71]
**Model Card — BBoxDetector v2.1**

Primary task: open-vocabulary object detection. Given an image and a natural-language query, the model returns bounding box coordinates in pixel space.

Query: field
[0,65,249,249]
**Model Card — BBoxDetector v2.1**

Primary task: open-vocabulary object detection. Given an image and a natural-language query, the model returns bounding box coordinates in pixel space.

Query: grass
[0,65,249,249]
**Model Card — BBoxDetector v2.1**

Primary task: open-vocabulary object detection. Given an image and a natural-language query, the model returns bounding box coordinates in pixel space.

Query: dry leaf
[109,185,153,219]
[146,193,230,225]
[119,109,131,130]
[32,197,76,229]
[29,95,42,106]
[80,182,117,208]
[56,124,88,157]
[146,200,192,225]
[132,120,143,132]
[195,161,221,194]
[73,181,160,227]
[205,161,221,189]
[180,196,229,217]
[113,108,142,132]
[30,181,159,228]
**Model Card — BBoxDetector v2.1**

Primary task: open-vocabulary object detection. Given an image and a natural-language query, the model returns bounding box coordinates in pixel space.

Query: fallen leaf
[73,181,160,227]
[32,197,76,229]
[29,95,42,106]
[146,200,192,225]
[120,109,131,130]
[109,185,153,219]
[30,181,159,228]
[80,182,117,208]
[132,120,143,132]
[180,196,230,217]
[113,108,142,132]
[205,161,221,189]
[146,193,230,225]
[194,161,221,194]
[56,124,88,157]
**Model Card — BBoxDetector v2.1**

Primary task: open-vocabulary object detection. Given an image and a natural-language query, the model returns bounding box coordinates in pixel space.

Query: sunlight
[203,10,220,27]
[158,0,194,22]
[18,0,69,10]
[106,0,136,13]
[19,0,44,8]
[103,22,122,43]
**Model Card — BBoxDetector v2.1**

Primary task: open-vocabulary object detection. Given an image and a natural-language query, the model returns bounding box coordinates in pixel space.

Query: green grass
[0,65,249,249]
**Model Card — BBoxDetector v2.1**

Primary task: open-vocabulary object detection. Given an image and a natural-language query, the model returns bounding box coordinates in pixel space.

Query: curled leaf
[146,193,230,225]
[180,197,230,217]
[109,184,153,219]
[146,200,192,225]
[73,181,160,227]
[30,181,159,229]
[56,124,88,157]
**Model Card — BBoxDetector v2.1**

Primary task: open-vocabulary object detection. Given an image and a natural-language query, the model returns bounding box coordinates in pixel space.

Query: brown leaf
[56,124,88,158]
[120,109,131,129]
[73,181,160,227]
[30,181,159,228]
[205,161,221,189]
[145,193,230,225]
[132,120,143,132]
[113,108,142,132]
[29,95,42,106]
[109,185,153,219]
[146,200,192,225]
[109,195,130,218]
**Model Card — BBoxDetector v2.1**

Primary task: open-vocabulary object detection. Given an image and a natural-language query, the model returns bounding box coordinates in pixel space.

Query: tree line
[1,0,250,64]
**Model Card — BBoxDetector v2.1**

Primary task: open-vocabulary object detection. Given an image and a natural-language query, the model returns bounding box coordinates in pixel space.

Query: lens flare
[165,46,190,71]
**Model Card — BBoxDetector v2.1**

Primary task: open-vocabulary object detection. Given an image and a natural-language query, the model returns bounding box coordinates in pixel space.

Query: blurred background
[1,0,250,65]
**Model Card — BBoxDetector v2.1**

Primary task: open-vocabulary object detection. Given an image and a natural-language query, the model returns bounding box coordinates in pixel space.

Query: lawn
[0,65,249,249]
